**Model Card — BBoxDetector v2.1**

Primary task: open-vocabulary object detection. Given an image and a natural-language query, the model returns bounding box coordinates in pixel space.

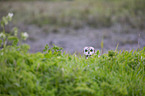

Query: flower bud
[8,13,13,18]
[21,32,29,40]
[0,33,6,39]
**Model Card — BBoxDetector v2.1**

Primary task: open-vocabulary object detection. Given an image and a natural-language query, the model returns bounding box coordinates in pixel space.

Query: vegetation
[0,0,145,29]
[0,13,145,96]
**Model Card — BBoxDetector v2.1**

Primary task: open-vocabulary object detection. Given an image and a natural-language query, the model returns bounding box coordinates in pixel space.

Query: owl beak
[88,52,90,54]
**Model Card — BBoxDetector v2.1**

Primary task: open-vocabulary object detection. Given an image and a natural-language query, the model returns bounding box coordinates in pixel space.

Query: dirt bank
[23,24,145,54]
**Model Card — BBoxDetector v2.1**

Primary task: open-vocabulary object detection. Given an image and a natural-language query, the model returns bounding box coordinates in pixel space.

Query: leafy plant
[0,13,29,49]
[0,13,145,96]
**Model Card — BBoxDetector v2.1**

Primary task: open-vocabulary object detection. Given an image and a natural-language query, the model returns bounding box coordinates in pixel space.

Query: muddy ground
[0,1,145,54]
[19,24,145,54]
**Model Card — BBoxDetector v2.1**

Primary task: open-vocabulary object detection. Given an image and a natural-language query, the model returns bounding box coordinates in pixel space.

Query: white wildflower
[8,13,13,18]
[0,33,6,38]
[21,32,29,40]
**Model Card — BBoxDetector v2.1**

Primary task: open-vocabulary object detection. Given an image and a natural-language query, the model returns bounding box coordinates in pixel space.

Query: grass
[0,44,145,96]
[0,0,145,29]
[0,1,145,95]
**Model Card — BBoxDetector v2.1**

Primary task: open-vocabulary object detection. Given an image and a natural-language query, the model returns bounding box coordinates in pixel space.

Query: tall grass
[0,4,145,95]
[0,45,145,95]
[0,0,144,29]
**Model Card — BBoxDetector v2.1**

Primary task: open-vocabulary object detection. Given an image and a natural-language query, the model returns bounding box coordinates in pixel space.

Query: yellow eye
[85,49,88,52]
[90,49,93,52]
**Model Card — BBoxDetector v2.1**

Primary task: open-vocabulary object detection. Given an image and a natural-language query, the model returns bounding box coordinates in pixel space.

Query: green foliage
[1,0,144,29]
[0,44,145,96]
[108,50,117,57]
[14,0,145,29]
[0,0,69,1]
[0,13,29,48]
[0,13,145,96]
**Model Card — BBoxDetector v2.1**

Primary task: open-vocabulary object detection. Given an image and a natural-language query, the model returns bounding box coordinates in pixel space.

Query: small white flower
[21,32,29,40]
[141,56,142,60]
[8,13,13,18]
[0,33,3,37]
[0,33,6,38]
[23,32,29,37]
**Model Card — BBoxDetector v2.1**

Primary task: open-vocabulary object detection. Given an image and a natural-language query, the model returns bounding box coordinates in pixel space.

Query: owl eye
[85,49,88,52]
[90,49,93,52]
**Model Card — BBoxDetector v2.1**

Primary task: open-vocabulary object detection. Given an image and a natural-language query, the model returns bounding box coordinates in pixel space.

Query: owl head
[83,47,95,59]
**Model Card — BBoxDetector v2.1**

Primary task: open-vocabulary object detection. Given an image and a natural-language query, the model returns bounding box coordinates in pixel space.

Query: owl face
[83,47,95,56]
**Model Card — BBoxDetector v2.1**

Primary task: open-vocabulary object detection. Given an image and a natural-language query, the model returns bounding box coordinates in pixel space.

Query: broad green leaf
[8,36,19,46]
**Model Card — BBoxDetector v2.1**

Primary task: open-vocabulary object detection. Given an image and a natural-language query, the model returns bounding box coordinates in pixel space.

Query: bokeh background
[0,0,145,54]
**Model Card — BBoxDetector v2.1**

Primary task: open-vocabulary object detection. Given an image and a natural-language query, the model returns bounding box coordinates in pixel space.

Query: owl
[83,47,95,59]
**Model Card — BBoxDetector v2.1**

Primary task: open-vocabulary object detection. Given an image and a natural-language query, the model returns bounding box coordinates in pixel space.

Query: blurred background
[0,0,145,54]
